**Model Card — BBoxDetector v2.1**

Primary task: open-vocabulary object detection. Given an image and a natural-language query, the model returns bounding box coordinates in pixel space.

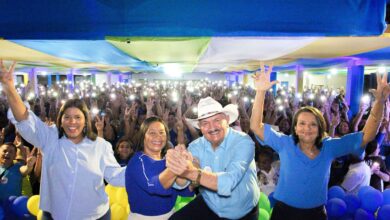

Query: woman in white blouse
[0,61,125,220]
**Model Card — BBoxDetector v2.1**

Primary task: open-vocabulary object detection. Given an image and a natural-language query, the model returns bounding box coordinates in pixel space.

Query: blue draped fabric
[11,40,154,71]
[0,0,386,39]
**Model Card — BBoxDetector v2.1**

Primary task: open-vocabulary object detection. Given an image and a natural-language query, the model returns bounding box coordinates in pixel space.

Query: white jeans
[128,209,175,220]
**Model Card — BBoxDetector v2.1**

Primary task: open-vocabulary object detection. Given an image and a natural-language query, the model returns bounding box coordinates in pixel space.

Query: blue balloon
[340,214,354,220]
[326,198,347,217]
[383,189,390,205]
[361,188,383,212]
[0,205,4,220]
[11,196,29,217]
[268,192,276,208]
[354,208,375,220]
[358,186,375,200]
[3,195,17,211]
[343,194,361,214]
[23,213,36,220]
[377,205,390,220]
[328,186,345,200]
[328,214,354,220]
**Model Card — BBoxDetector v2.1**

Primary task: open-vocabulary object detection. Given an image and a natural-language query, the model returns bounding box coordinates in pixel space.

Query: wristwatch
[191,168,202,187]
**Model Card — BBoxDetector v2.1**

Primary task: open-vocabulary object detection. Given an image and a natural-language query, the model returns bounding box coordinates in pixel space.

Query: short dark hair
[115,138,133,154]
[1,142,17,153]
[291,106,328,150]
[256,147,274,162]
[56,99,97,141]
[134,116,170,157]
[365,139,378,157]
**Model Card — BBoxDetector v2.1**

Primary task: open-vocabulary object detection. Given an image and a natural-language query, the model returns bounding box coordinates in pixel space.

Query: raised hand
[360,101,370,112]
[331,112,340,127]
[26,148,37,168]
[146,95,154,111]
[0,60,16,88]
[95,115,104,131]
[252,62,278,92]
[184,93,193,107]
[124,106,131,121]
[369,72,390,102]
[162,108,170,123]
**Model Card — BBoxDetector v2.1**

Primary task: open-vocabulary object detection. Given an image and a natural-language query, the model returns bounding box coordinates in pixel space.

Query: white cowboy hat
[186,97,238,129]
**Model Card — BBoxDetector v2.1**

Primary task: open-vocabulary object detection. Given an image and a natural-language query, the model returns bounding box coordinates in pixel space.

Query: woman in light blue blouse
[250,63,390,220]
[0,61,125,220]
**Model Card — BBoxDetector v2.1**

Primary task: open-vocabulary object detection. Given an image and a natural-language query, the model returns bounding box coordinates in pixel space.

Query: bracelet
[191,168,202,187]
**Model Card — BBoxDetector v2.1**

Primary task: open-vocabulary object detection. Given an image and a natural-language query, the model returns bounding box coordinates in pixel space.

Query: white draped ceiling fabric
[195,37,320,72]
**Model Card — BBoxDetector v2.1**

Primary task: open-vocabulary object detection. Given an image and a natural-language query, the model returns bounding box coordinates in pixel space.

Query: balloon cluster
[0,195,37,219]
[259,192,272,220]
[105,184,130,220]
[0,185,129,220]
[326,186,390,220]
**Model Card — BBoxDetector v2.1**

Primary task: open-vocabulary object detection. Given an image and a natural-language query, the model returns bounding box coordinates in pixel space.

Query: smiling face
[294,112,319,145]
[61,107,86,144]
[198,113,229,149]
[143,121,167,159]
[0,144,16,167]
[337,121,350,135]
[117,141,133,160]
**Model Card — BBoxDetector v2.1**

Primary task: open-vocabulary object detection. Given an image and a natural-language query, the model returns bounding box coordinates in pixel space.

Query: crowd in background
[1,78,390,202]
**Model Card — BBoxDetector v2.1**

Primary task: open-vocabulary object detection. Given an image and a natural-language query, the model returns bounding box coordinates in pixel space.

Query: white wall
[130,72,227,81]
[303,73,347,90]
[276,73,296,90]
[95,74,107,86]
[246,72,347,91]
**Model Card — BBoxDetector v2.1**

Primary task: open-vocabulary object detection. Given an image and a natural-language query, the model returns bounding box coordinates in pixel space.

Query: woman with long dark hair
[125,116,192,220]
[250,63,390,220]
[0,61,125,220]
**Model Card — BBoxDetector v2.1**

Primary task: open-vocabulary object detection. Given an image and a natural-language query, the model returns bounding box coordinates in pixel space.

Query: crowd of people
[1,60,390,219]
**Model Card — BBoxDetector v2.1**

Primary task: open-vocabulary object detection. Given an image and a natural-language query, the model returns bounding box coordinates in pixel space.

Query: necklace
[301,147,317,156]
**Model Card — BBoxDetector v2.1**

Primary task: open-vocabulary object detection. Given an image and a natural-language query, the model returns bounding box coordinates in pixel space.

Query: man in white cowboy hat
[167,97,260,220]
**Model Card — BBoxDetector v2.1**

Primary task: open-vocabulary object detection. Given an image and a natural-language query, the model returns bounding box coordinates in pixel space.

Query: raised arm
[0,60,28,122]
[361,72,390,147]
[351,102,369,132]
[250,63,278,141]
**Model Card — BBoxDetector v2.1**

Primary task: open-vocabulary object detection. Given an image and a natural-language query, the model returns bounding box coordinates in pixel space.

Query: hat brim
[185,104,238,129]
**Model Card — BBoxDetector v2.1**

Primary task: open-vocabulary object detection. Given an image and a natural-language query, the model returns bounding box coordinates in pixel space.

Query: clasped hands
[166,144,198,179]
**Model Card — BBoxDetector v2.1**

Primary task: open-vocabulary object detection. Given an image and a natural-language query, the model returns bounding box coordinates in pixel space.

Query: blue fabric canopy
[11,40,155,71]
[0,0,386,39]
